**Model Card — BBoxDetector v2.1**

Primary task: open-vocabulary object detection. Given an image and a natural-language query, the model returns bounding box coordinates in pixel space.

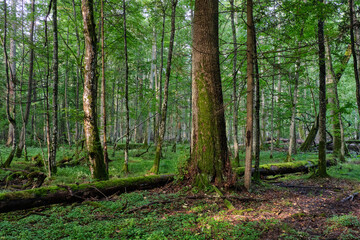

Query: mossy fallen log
[235,159,336,177]
[0,174,174,213]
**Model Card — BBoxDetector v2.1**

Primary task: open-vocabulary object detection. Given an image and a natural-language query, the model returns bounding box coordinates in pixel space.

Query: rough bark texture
[244,0,255,190]
[151,0,177,174]
[0,175,174,213]
[189,0,231,188]
[317,0,327,177]
[82,0,108,180]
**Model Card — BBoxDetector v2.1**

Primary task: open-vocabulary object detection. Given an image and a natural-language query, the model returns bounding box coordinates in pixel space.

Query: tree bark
[230,0,239,166]
[0,175,174,213]
[244,0,255,190]
[49,0,59,175]
[150,0,178,174]
[123,0,130,174]
[82,0,108,180]
[317,0,327,177]
[101,0,109,171]
[187,0,231,188]
[350,0,360,119]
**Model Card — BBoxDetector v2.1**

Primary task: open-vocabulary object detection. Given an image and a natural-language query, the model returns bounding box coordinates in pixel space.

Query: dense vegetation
[1,0,360,238]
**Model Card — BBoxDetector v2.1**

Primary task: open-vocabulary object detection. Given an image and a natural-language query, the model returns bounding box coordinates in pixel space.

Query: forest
[0,0,360,239]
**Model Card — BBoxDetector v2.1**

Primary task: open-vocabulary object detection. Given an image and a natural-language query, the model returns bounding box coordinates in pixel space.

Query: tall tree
[2,0,17,168]
[187,0,231,187]
[317,0,327,177]
[82,0,108,180]
[123,0,130,174]
[16,0,35,158]
[49,0,59,175]
[350,0,360,118]
[230,0,240,166]
[244,0,255,190]
[101,0,109,171]
[6,0,17,148]
[150,0,178,174]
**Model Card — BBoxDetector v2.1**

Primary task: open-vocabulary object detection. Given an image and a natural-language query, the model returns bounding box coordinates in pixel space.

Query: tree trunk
[350,0,360,119]
[150,0,178,174]
[123,0,130,174]
[188,0,231,188]
[0,175,174,213]
[317,0,327,177]
[230,0,239,166]
[49,0,59,176]
[72,0,82,142]
[82,0,108,180]
[147,28,157,145]
[101,0,109,171]
[6,0,17,148]
[16,0,35,158]
[244,0,255,190]
[2,0,17,168]
[286,59,300,161]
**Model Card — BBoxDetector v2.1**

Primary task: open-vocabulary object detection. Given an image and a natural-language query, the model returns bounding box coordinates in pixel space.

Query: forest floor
[1,169,359,239]
[1,145,360,239]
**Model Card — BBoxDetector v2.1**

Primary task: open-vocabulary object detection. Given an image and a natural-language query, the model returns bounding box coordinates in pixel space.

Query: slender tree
[49,0,59,175]
[317,0,327,177]
[150,0,178,174]
[244,0,255,190]
[101,0,109,171]
[123,0,130,174]
[82,0,108,180]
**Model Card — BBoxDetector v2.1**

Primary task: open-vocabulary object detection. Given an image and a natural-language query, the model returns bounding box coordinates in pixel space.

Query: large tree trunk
[82,0,108,180]
[150,0,178,174]
[188,0,231,188]
[49,0,59,176]
[317,0,327,177]
[16,0,35,158]
[244,0,255,190]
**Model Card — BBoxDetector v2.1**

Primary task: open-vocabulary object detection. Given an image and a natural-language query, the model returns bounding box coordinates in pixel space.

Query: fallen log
[0,174,174,213]
[235,159,336,177]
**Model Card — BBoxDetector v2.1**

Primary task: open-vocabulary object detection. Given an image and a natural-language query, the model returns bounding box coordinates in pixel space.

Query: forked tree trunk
[150,0,177,174]
[188,0,231,188]
[82,0,108,180]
